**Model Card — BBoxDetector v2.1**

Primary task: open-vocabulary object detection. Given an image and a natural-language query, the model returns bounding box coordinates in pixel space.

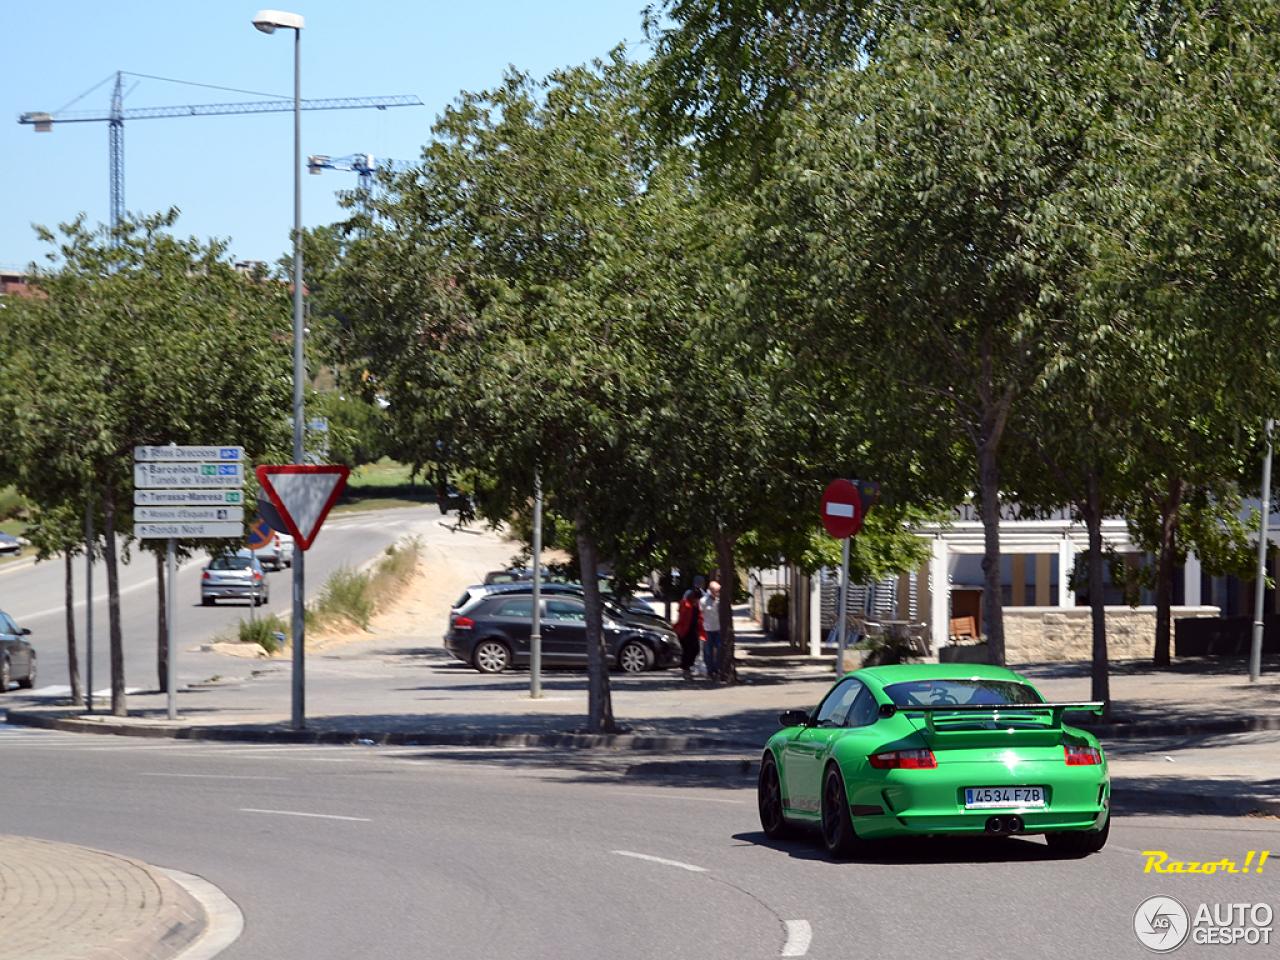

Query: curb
[96,860,206,960]
[12,706,1279,747]
[162,869,244,960]
[4,708,761,752]
[1074,715,1280,739]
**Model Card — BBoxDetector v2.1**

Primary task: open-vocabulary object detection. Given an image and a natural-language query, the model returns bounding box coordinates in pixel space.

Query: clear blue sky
[2,1,655,272]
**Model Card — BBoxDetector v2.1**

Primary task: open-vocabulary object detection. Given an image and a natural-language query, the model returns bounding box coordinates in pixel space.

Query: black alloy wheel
[758,755,794,839]
[821,764,865,860]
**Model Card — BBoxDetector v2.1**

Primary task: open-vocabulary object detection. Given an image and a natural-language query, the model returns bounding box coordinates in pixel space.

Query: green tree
[0,212,292,714]
[342,55,695,732]
[753,0,1150,665]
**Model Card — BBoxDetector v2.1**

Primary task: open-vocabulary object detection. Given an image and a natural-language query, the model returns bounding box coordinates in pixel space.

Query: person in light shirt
[700,581,722,679]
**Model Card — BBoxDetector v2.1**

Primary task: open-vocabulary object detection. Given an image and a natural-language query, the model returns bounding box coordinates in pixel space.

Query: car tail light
[202,572,211,580]
[868,749,937,770]
[454,617,475,631]
[253,571,262,580]
[1064,744,1101,766]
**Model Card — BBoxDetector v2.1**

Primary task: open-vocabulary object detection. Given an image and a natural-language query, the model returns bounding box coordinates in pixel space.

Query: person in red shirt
[673,586,706,680]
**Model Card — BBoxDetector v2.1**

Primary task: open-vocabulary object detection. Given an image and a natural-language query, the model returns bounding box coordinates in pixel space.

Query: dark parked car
[0,609,37,691]
[451,582,667,631]
[201,552,269,606]
[445,593,680,674]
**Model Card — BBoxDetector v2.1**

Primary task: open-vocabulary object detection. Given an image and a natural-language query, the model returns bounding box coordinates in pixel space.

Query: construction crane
[308,153,413,229]
[308,152,380,185]
[18,71,423,232]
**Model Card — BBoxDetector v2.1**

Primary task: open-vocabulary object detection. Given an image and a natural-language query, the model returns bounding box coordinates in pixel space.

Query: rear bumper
[202,585,263,600]
[846,760,1110,839]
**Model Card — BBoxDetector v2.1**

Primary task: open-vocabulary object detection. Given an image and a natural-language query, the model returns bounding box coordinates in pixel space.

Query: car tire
[16,655,35,690]
[1046,814,1110,857]
[473,639,512,674]
[202,597,214,607]
[821,763,866,860]
[758,754,795,840]
[0,657,10,692]
[617,640,654,674]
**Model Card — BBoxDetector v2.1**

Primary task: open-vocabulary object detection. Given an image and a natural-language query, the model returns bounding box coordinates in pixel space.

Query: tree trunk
[64,550,83,707]
[102,485,127,717]
[714,532,739,683]
[576,515,615,733]
[156,551,168,692]
[1152,477,1185,668]
[978,439,1005,666]
[1084,474,1111,718]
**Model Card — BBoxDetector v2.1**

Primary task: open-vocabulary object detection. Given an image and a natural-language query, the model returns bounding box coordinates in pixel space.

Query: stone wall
[997,606,1220,663]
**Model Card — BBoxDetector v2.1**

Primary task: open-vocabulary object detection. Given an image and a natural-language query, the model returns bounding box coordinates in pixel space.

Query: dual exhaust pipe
[985,815,1024,835]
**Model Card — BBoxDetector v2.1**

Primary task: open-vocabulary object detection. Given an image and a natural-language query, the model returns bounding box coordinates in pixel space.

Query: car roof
[856,663,1032,688]
[472,582,582,597]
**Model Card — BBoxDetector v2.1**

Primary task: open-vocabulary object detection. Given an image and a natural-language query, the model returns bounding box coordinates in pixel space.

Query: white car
[253,532,295,571]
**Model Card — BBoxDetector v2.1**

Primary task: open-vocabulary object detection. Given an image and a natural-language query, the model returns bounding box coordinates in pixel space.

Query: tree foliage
[0,211,292,713]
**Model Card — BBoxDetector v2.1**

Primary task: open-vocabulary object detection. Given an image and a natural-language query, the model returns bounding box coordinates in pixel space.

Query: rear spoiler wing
[879,701,1106,732]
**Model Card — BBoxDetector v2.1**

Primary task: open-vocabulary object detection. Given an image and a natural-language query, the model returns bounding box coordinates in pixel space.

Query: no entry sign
[821,479,864,539]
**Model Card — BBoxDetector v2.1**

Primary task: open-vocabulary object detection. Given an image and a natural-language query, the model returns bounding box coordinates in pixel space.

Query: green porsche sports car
[758,663,1110,859]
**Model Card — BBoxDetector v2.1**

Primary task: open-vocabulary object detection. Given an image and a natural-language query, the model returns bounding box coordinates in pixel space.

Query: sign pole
[530,468,543,699]
[252,465,351,730]
[836,535,851,674]
[166,537,177,720]
[85,497,94,714]
[1251,418,1273,683]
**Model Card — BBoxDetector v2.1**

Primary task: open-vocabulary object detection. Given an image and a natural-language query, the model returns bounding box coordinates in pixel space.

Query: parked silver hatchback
[201,551,269,607]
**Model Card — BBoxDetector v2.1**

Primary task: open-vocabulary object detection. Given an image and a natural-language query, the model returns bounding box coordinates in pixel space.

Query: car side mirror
[878,703,896,718]
[19,627,31,637]
[779,709,810,728]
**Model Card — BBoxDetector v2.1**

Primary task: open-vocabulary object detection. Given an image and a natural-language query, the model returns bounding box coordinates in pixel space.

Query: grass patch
[306,537,422,632]
[333,460,439,514]
[0,487,28,522]
[238,614,289,654]
[307,566,375,630]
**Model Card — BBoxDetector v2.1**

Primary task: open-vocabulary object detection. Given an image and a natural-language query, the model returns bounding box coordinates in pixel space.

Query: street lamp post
[254,8,308,728]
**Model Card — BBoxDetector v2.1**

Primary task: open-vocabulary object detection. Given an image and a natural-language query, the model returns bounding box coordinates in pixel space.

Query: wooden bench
[948,616,977,641]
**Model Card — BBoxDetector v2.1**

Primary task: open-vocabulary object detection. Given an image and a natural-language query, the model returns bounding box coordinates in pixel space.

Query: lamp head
[253,10,304,33]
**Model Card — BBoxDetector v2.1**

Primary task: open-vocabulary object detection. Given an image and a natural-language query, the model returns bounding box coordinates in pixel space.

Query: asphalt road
[0,506,440,694]
[1,726,1276,959]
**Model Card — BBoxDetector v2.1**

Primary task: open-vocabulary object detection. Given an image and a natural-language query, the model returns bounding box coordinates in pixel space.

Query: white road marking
[617,791,745,805]
[17,560,205,621]
[612,850,707,872]
[141,772,287,780]
[240,808,371,822]
[782,920,812,957]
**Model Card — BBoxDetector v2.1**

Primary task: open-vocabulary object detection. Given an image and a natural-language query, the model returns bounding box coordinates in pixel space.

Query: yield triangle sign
[255,465,350,550]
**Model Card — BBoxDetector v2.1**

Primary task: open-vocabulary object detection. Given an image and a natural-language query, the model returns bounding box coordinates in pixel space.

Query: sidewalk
[0,835,210,960]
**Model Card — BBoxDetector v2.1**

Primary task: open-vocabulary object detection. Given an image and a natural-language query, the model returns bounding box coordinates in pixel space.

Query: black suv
[445,592,680,674]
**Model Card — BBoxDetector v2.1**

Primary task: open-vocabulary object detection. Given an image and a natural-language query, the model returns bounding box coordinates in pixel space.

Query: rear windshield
[210,556,253,571]
[883,679,1043,707]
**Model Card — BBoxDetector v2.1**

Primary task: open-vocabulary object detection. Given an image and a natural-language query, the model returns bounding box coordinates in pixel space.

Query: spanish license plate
[964,786,1045,809]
